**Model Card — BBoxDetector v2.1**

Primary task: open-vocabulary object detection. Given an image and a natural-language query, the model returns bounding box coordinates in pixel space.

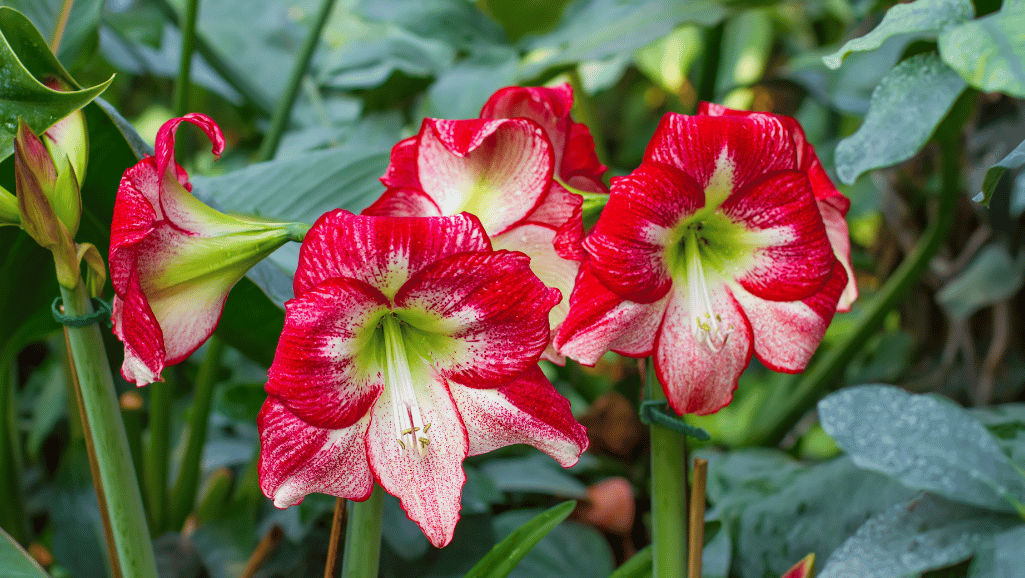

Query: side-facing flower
[363,84,608,361]
[556,111,850,415]
[258,210,588,547]
[110,114,303,386]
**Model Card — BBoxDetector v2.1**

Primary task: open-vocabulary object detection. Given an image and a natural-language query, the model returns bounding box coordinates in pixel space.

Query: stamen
[684,227,733,352]
[383,314,431,457]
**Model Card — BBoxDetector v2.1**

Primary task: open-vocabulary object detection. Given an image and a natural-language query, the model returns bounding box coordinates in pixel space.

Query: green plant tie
[639,401,711,441]
[52,297,113,328]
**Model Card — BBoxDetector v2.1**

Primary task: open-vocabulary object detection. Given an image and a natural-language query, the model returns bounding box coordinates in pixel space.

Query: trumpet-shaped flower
[363,85,607,361]
[110,114,302,385]
[258,210,588,547]
[555,111,850,415]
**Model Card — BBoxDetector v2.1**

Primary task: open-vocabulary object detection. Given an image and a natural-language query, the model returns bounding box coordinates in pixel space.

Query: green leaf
[833,52,966,184]
[974,137,1025,206]
[819,494,1020,578]
[971,404,1025,467]
[936,243,1025,320]
[818,385,1025,514]
[479,454,588,499]
[0,526,51,578]
[823,0,973,69]
[518,0,727,80]
[939,3,1025,98]
[463,501,576,578]
[968,525,1025,577]
[5,0,103,68]
[0,7,112,163]
[608,546,651,578]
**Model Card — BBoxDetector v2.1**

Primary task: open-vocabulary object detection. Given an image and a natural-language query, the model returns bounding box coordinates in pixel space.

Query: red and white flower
[258,209,588,547]
[555,111,851,415]
[363,84,607,361]
[110,114,301,385]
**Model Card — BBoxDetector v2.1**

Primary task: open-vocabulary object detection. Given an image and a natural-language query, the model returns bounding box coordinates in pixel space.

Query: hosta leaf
[974,137,1025,206]
[0,7,111,163]
[833,52,965,184]
[819,494,1020,578]
[824,0,974,69]
[936,243,1025,320]
[939,3,1025,98]
[968,524,1025,578]
[818,385,1025,513]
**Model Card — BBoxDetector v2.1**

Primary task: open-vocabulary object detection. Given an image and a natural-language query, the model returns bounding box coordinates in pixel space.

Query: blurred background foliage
[1,0,1024,576]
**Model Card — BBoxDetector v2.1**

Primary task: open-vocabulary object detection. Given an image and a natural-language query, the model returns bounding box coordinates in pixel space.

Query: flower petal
[561,122,607,183]
[361,187,443,218]
[644,112,797,197]
[654,284,752,415]
[524,183,586,261]
[450,366,588,466]
[366,376,467,548]
[293,210,491,298]
[266,276,388,430]
[480,84,573,169]
[416,118,554,234]
[731,260,847,373]
[555,263,669,364]
[818,197,857,311]
[154,113,224,189]
[112,276,165,386]
[394,250,560,388]
[258,396,374,508]
[721,170,835,302]
[380,136,421,190]
[584,162,703,303]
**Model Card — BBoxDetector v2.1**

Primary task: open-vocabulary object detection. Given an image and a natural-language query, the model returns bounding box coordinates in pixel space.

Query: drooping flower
[555,111,851,415]
[363,84,607,360]
[110,114,303,386]
[258,209,588,547]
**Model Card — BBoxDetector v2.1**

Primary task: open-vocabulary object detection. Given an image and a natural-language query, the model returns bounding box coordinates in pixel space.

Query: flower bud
[43,77,88,187]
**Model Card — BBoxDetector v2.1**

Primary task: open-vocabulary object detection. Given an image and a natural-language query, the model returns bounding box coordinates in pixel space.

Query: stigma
[683,225,733,352]
[382,314,432,457]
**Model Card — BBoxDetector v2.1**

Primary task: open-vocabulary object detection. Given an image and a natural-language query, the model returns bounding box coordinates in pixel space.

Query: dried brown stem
[240,525,283,578]
[687,458,708,578]
[324,497,346,578]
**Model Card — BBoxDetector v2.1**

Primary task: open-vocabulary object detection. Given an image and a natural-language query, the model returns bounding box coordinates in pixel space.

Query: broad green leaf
[355,0,508,49]
[479,454,588,499]
[464,501,576,578]
[0,7,112,163]
[4,0,103,67]
[0,526,50,578]
[974,137,1025,206]
[819,494,1020,578]
[633,25,703,93]
[833,52,965,184]
[818,385,1025,513]
[25,358,67,459]
[485,505,613,578]
[518,0,726,80]
[971,404,1025,467]
[939,4,1025,98]
[936,243,1025,320]
[736,456,915,578]
[823,0,973,69]
[968,525,1025,578]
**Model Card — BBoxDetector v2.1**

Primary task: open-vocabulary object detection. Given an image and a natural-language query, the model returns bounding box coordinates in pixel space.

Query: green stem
[119,391,146,514]
[145,381,172,534]
[60,282,158,578]
[168,335,224,531]
[749,133,962,447]
[341,486,384,578]
[256,0,338,163]
[0,357,29,545]
[647,359,688,578]
[173,0,201,117]
[50,0,74,53]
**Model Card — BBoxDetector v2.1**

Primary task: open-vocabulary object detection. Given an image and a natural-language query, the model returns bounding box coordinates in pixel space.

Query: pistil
[683,226,732,352]
[382,314,431,457]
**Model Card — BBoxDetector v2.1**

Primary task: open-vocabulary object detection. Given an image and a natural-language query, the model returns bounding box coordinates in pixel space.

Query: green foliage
[0,526,51,578]
[937,244,1025,320]
[975,137,1025,206]
[939,2,1025,98]
[463,501,578,578]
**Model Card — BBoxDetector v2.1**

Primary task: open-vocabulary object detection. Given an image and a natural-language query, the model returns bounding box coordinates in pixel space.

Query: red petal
[111,274,165,386]
[584,162,703,303]
[818,198,857,311]
[732,261,846,373]
[258,396,374,508]
[654,285,752,415]
[781,553,815,578]
[380,136,421,190]
[394,250,560,388]
[644,112,797,195]
[154,114,224,188]
[561,122,607,182]
[555,263,669,364]
[721,170,834,302]
[451,366,588,465]
[524,183,586,261]
[293,210,491,297]
[266,276,388,430]
[480,84,573,170]
[416,118,554,234]
[366,377,467,548]
[361,187,442,218]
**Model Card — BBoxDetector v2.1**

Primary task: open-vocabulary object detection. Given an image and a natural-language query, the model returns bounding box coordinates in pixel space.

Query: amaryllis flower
[258,209,588,547]
[363,84,607,360]
[555,111,851,415]
[110,114,303,385]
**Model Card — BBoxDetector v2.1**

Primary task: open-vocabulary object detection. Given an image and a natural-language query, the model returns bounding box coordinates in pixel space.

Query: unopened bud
[43,77,88,186]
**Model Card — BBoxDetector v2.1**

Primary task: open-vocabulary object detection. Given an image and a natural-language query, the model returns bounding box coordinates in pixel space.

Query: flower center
[381,314,432,457]
[681,224,733,352]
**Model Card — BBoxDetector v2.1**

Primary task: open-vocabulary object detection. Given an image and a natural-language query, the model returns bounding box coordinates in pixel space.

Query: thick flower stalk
[555,110,852,415]
[363,84,607,360]
[258,210,588,547]
[110,114,305,386]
